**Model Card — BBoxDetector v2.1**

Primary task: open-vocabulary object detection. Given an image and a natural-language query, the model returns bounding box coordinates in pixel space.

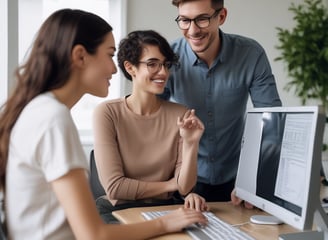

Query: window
[0,0,8,105]
[18,0,126,145]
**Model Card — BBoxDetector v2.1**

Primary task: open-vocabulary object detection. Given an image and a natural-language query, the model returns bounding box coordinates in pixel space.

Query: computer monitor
[234,106,328,238]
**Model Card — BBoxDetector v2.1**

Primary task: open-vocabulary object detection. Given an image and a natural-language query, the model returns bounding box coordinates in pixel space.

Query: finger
[204,204,210,211]
[194,198,201,212]
[189,109,195,117]
[230,189,242,205]
[182,109,192,120]
[188,198,196,210]
[199,198,208,212]
[178,110,193,127]
[184,200,190,209]
[201,199,208,211]
[194,196,206,212]
[244,201,253,209]
[177,116,182,126]
[231,196,242,205]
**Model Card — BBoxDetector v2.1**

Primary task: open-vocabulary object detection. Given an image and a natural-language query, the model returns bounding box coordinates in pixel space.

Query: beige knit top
[93,97,188,206]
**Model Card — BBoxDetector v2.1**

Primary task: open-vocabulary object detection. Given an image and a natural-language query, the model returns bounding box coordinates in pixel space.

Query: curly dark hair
[117,30,179,81]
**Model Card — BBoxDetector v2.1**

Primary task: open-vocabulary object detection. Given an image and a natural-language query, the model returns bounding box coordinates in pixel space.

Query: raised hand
[177,109,205,144]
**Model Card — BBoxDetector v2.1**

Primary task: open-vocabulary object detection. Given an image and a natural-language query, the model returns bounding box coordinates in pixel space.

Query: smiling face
[81,32,117,98]
[129,44,170,96]
[177,0,226,62]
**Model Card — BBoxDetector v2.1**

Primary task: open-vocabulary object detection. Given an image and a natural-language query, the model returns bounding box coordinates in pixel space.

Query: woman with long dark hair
[0,9,207,240]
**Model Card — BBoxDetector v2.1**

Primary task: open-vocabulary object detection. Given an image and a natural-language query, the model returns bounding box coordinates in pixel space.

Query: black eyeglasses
[175,8,222,30]
[138,61,173,74]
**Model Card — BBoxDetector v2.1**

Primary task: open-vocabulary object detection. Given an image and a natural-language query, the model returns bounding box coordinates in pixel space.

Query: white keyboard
[141,210,255,240]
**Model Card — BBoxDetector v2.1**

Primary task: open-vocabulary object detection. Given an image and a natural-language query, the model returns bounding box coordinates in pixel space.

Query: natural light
[19,0,124,144]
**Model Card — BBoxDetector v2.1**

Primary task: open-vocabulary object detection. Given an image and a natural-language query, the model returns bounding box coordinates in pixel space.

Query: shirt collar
[186,43,199,66]
[218,29,228,63]
[186,29,227,66]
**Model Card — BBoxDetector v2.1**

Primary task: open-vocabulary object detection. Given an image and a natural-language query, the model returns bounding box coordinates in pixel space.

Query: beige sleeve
[92,102,148,204]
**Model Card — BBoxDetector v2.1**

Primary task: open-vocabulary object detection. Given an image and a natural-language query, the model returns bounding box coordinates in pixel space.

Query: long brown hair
[0,8,113,189]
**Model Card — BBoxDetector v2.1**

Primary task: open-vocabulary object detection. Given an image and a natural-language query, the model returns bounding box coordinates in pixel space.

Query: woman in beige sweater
[93,30,208,223]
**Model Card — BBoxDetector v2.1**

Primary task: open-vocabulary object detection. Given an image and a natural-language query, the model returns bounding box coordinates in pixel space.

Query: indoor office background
[1,0,326,156]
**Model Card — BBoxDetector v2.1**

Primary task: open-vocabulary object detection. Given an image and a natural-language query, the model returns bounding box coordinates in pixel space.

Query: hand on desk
[231,188,253,209]
[184,193,209,211]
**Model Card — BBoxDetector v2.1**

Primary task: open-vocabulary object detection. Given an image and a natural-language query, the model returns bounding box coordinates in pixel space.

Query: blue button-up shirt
[163,30,282,185]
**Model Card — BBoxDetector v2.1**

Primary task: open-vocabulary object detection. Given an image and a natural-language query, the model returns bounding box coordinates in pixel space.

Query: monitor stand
[279,202,328,240]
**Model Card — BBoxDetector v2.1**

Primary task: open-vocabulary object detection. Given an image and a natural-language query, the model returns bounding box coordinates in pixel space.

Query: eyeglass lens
[140,61,172,73]
[175,9,221,30]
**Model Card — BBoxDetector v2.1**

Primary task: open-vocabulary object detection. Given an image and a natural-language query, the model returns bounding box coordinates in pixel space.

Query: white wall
[223,0,304,107]
[125,0,321,107]
[2,0,326,110]
[2,0,327,154]
[126,0,179,40]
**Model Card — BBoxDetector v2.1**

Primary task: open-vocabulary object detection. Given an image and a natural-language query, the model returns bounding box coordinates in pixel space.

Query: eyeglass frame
[174,8,222,30]
[138,60,173,74]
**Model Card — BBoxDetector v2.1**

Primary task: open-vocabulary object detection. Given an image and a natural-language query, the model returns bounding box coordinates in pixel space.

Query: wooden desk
[112,202,298,240]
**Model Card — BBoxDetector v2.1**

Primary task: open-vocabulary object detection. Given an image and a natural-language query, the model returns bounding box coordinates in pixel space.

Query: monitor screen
[235,106,326,231]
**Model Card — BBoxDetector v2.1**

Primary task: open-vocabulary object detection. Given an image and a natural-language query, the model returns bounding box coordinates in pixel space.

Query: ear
[71,44,87,68]
[124,61,136,78]
[218,8,227,26]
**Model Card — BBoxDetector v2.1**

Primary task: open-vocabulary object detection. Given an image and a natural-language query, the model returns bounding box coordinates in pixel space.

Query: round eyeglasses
[138,61,173,74]
[175,8,222,30]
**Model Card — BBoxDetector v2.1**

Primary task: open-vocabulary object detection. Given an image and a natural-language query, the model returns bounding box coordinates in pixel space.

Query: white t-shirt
[5,92,88,240]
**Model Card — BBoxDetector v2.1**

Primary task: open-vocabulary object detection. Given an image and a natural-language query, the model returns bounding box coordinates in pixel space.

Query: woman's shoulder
[161,100,188,113]
[95,97,125,112]
[25,92,70,122]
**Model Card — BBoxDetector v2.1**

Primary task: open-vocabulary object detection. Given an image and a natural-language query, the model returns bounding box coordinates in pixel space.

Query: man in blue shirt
[163,0,282,201]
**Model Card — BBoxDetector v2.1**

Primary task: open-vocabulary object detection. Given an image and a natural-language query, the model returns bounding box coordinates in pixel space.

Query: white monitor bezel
[235,106,326,231]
